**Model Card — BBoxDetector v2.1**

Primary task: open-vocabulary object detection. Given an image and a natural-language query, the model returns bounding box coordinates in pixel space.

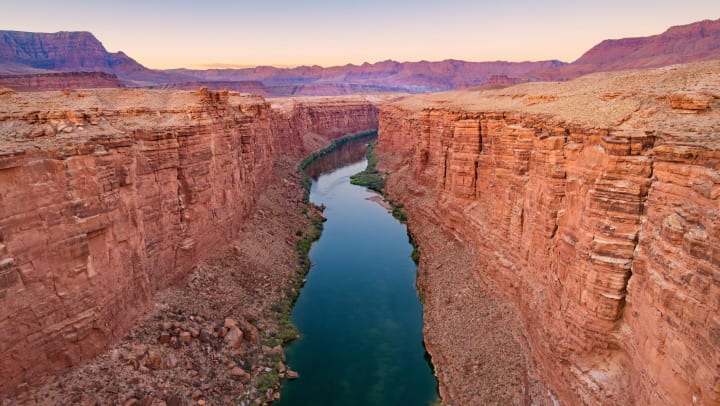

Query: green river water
[276,138,437,405]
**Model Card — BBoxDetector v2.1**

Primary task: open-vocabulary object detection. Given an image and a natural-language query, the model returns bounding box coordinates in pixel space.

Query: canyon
[377,61,719,405]
[0,88,379,401]
[0,56,718,406]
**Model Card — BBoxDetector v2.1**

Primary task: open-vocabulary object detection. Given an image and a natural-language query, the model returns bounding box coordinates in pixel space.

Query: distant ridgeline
[1,18,719,93]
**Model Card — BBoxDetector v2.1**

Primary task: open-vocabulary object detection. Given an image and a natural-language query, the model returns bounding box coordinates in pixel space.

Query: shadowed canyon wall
[377,62,719,405]
[0,88,378,393]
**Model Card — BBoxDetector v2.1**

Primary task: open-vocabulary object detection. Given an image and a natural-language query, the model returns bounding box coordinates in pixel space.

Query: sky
[1,0,718,69]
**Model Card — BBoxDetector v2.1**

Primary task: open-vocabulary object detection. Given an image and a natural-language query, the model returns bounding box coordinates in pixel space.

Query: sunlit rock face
[376,61,720,406]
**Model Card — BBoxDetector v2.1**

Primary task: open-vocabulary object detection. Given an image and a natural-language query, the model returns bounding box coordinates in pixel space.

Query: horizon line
[158,57,569,71]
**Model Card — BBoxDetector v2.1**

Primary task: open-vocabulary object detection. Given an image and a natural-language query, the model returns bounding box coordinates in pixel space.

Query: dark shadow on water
[304,135,375,180]
[423,338,441,401]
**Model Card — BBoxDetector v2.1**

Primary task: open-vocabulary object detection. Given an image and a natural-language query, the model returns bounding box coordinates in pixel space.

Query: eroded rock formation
[0,88,378,394]
[377,61,720,405]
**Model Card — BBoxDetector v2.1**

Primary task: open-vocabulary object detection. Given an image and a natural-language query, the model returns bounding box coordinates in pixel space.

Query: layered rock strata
[377,61,720,405]
[0,72,124,91]
[0,30,175,86]
[0,88,378,394]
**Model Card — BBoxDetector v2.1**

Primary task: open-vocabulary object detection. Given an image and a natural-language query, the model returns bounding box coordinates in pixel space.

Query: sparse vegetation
[270,205,324,345]
[350,142,385,192]
[417,281,426,304]
[410,240,420,264]
[299,130,378,202]
[257,369,280,393]
[390,201,408,223]
[299,130,378,171]
[255,368,281,401]
[350,143,421,266]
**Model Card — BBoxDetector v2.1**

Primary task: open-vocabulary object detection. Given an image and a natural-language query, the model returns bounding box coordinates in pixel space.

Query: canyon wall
[377,62,719,405]
[0,88,378,394]
[269,97,380,151]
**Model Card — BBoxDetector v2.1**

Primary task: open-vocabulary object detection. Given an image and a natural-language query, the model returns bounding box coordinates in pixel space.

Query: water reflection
[304,135,376,180]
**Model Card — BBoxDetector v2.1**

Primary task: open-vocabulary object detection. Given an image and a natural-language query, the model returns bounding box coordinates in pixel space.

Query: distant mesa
[0,30,177,86]
[160,59,565,96]
[1,18,719,93]
[534,18,720,80]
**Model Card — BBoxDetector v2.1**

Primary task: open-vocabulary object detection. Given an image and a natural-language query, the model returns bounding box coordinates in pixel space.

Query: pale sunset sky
[1,0,718,69]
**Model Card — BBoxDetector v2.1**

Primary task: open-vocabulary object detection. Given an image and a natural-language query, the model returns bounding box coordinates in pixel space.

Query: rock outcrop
[0,88,379,395]
[377,61,719,405]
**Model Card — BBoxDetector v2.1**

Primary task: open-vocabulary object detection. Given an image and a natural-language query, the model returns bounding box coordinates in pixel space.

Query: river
[276,137,437,405]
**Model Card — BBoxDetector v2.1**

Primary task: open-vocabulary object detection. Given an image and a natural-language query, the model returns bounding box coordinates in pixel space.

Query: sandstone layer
[377,61,720,405]
[0,88,379,396]
[0,72,124,92]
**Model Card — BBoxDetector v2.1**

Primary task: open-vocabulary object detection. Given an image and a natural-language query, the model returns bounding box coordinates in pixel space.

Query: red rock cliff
[0,88,378,394]
[377,61,719,405]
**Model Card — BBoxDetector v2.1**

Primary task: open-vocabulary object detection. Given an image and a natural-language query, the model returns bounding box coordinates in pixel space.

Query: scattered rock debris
[3,156,308,406]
